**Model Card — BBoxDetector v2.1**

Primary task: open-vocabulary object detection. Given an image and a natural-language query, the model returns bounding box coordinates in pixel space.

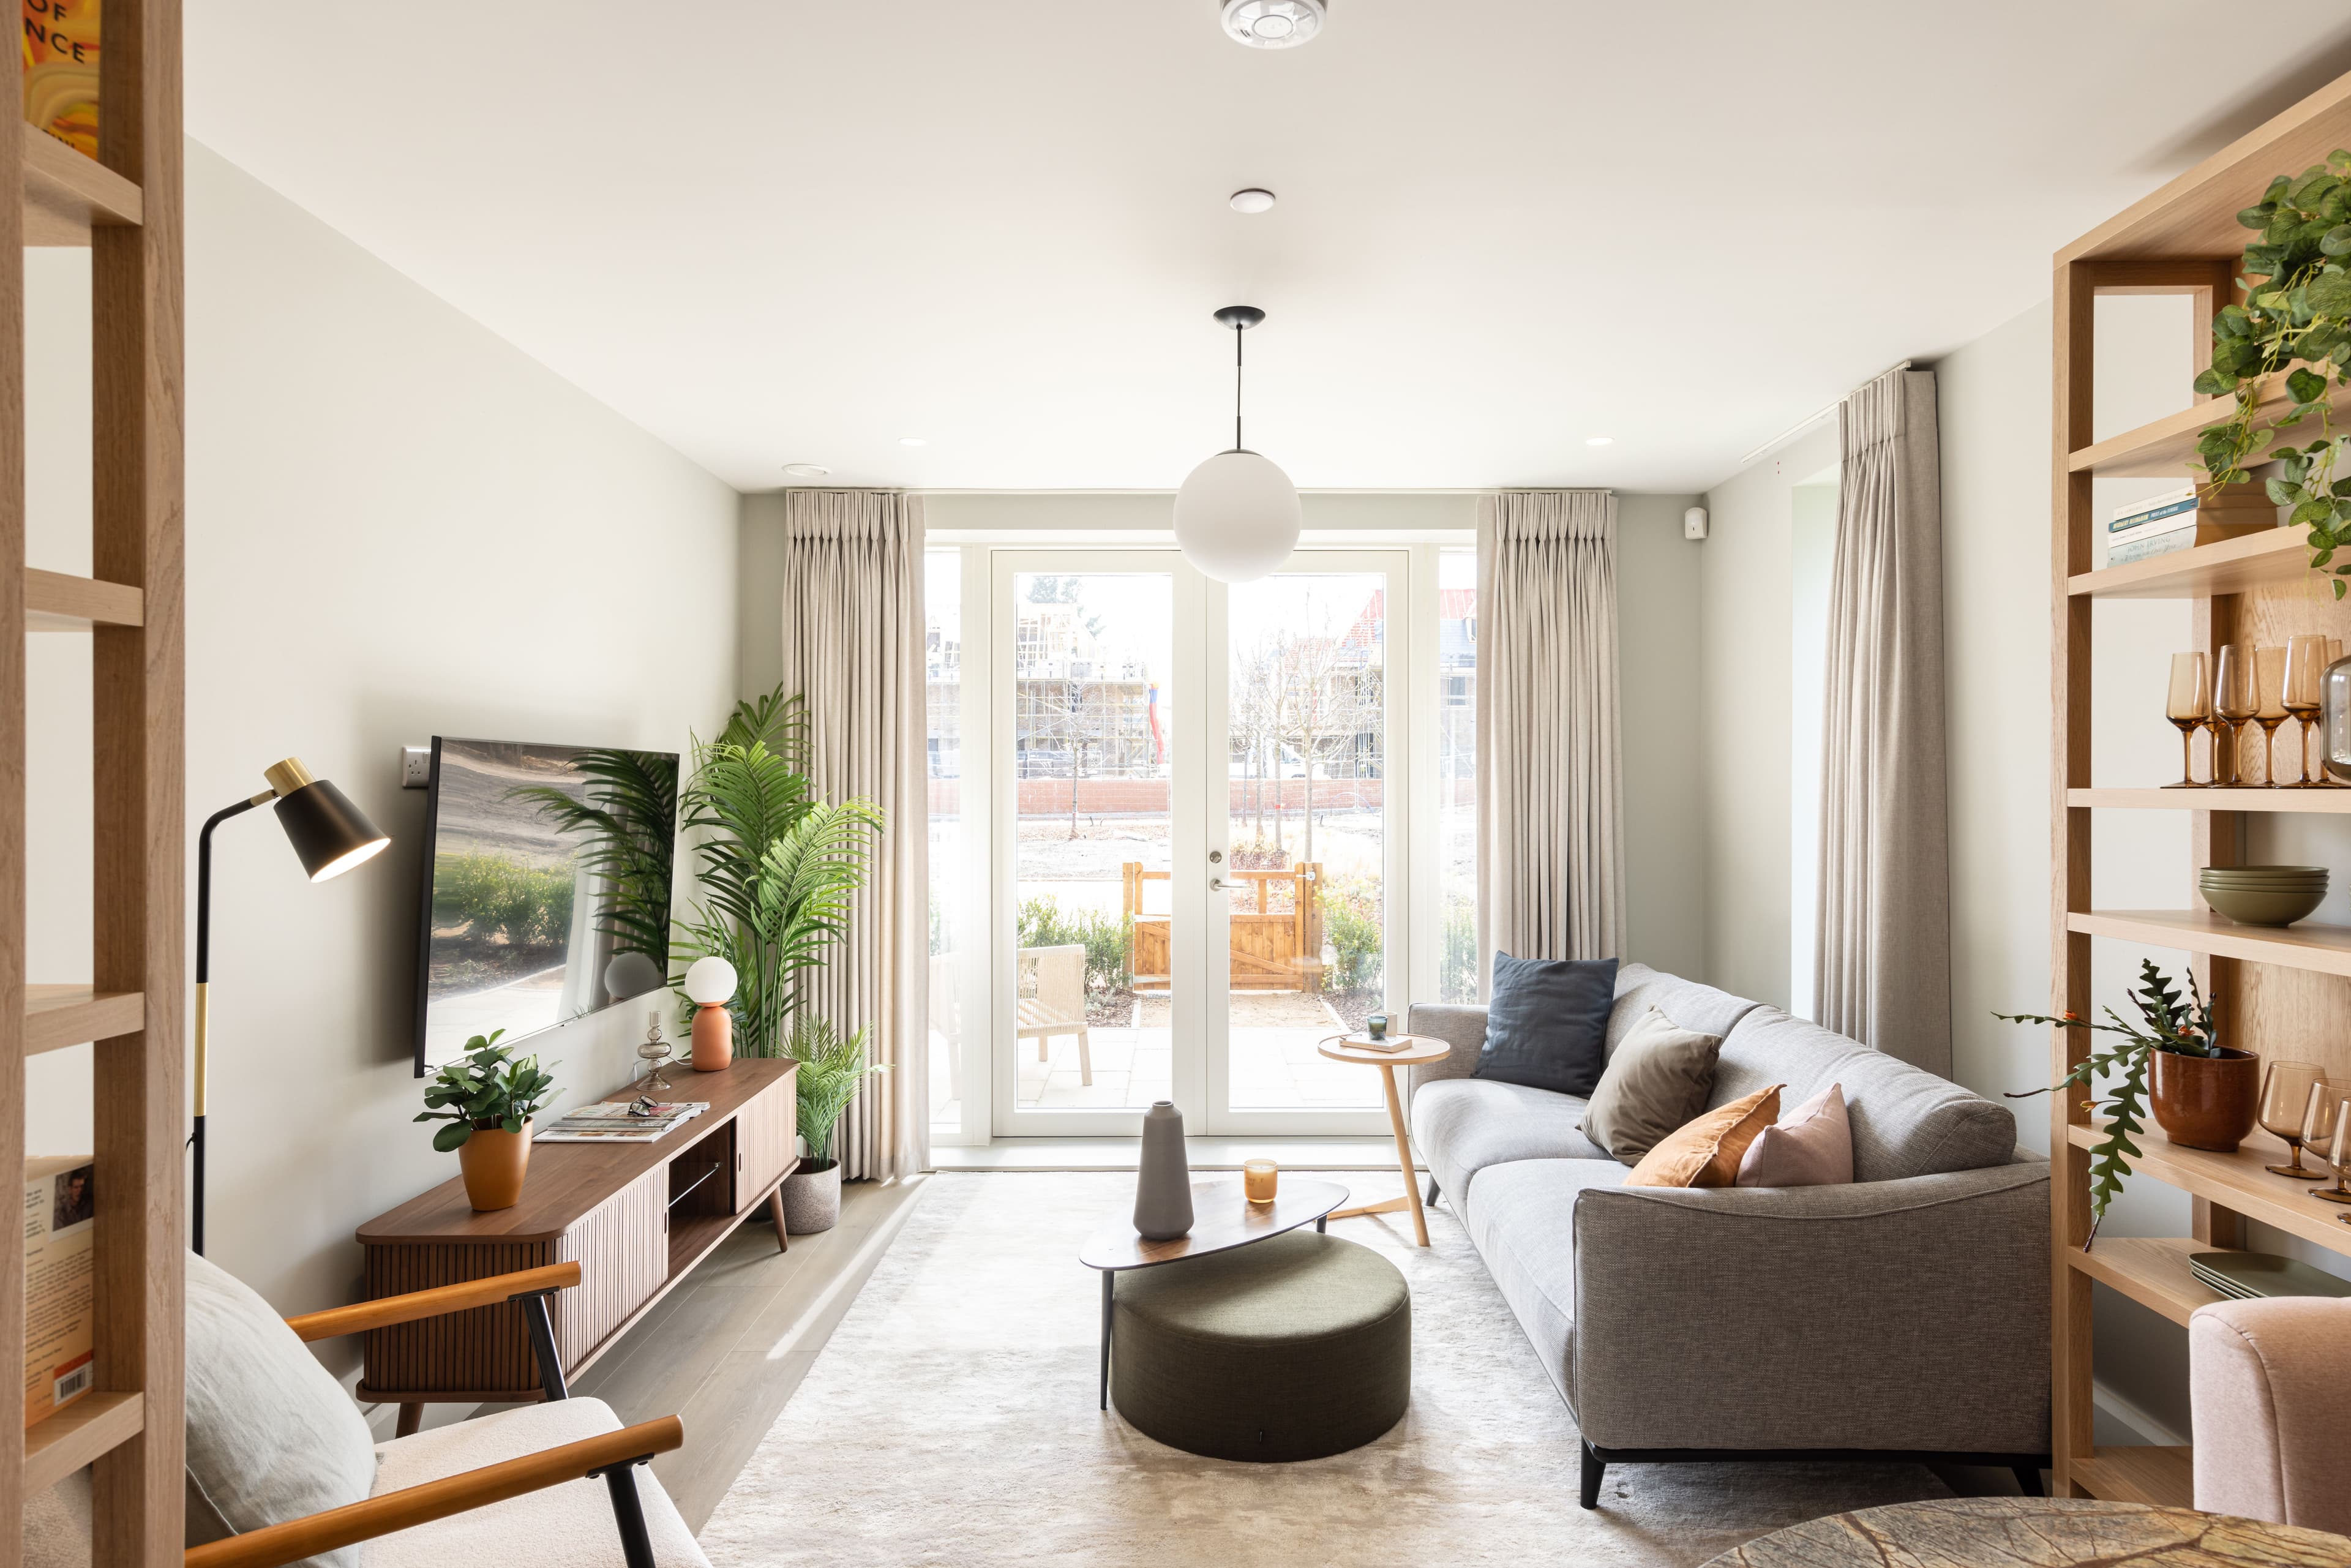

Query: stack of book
[2104,481,2278,567]
[2189,1250,2351,1302]
[534,1100,711,1144]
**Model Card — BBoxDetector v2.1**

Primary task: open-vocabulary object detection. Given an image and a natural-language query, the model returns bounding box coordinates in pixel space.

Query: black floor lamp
[195,757,391,1255]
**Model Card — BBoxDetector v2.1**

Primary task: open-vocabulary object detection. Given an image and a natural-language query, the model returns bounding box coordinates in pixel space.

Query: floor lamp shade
[264,759,390,880]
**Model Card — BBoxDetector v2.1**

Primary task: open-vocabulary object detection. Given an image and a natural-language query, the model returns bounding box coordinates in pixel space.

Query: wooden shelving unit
[2051,67,2351,1507]
[0,4,185,1564]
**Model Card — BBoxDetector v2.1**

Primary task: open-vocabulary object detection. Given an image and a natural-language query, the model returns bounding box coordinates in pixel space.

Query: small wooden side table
[1706,1497,2351,1568]
[1316,1033,1452,1247]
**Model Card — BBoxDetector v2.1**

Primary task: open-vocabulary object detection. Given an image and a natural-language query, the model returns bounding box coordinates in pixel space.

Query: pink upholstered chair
[2189,1296,2351,1537]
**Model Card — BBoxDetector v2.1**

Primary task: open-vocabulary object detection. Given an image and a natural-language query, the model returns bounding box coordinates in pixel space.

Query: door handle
[1210,877,1234,892]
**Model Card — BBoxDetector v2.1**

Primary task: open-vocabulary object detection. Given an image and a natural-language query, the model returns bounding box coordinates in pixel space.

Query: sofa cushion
[1579,1006,1723,1163]
[1738,1081,1856,1187]
[1411,1076,1610,1205]
[1474,953,1618,1097]
[1627,1086,1782,1188]
[1716,1007,2015,1181]
[1456,1157,1635,1412]
[1607,962,1766,1052]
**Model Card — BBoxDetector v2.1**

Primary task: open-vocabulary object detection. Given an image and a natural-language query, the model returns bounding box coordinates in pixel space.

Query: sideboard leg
[769,1187,790,1253]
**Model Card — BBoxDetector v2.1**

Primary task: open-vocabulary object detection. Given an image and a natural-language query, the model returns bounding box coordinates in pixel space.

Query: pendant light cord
[1234,323,1245,452]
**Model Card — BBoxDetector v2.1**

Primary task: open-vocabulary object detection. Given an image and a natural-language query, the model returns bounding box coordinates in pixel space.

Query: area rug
[700,1171,1962,1567]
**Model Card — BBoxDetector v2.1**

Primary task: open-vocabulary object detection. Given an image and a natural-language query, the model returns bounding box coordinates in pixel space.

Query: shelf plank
[2069,375,2351,481]
[26,985,145,1056]
[2071,1445,2194,1507]
[27,569,143,631]
[24,1392,141,1494]
[2066,1123,2351,1261]
[2066,528,2306,599]
[2069,909,2351,979]
[2069,787,2351,812]
[22,130,141,246]
[2068,1237,2234,1327]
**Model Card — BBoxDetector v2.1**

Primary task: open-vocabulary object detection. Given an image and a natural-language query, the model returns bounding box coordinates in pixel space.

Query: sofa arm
[1569,1157,2050,1455]
[1403,1003,1487,1102]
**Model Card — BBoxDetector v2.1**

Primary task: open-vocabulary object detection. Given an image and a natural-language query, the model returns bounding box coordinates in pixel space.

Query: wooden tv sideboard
[355,1057,798,1433]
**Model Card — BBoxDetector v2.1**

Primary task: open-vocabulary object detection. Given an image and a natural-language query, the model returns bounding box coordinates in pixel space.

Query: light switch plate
[401,745,432,789]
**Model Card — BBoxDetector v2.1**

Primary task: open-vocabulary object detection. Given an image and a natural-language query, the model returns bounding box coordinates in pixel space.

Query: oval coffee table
[1316,1033,1452,1245]
[1706,1497,2351,1567]
[1078,1177,1346,1410]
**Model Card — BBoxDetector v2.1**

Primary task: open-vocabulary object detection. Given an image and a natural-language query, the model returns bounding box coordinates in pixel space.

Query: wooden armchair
[175,1257,707,1568]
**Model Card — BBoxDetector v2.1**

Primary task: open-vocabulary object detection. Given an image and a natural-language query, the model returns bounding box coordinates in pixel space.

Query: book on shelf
[2101,482,2279,566]
[22,0,100,160]
[2107,484,2197,541]
[23,1155,95,1431]
[534,1100,710,1144]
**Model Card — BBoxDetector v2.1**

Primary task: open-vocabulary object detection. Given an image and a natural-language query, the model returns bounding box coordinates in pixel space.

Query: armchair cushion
[186,1251,377,1566]
[367,1397,708,1568]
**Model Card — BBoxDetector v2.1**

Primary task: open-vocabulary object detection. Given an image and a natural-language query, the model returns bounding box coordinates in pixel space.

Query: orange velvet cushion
[1623,1086,1784,1188]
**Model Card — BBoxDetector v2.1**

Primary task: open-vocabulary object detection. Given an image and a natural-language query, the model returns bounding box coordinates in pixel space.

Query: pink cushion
[1735,1082,1853,1187]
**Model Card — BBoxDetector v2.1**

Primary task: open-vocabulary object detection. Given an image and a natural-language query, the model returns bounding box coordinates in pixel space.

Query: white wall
[22,141,740,1397]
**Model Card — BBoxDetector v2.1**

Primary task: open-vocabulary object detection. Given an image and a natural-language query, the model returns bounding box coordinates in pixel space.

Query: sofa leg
[2011,1463,2045,1498]
[1425,1174,1441,1207]
[1580,1441,1605,1509]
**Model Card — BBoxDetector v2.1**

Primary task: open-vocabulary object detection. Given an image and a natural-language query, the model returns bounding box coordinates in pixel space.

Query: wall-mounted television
[413,737,680,1075]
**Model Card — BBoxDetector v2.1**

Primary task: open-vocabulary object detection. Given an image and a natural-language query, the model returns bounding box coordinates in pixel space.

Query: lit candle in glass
[1243,1158,1278,1204]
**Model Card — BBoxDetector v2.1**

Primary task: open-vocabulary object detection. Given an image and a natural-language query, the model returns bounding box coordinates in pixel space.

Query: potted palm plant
[778,1019,888,1233]
[414,1030,559,1212]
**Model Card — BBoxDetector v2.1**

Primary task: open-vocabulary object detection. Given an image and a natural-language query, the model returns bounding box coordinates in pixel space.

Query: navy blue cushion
[1473,952,1619,1097]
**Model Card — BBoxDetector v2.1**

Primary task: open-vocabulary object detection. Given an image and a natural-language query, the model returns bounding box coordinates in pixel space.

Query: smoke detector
[1221,0,1325,48]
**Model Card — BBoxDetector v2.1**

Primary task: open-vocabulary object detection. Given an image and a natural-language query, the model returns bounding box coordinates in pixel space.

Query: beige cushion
[186,1251,377,1567]
[2191,1297,2351,1537]
[1579,1007,1722,1164]
[1736,1082,1855,1187]
[1625,1086,1782,1188]
[366,1397,709,1567]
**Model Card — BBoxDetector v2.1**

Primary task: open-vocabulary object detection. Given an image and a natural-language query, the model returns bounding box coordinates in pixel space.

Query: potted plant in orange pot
[415,1030,559,1212]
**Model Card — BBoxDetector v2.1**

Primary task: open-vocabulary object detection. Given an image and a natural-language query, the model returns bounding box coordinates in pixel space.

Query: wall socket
[401,745,432,789]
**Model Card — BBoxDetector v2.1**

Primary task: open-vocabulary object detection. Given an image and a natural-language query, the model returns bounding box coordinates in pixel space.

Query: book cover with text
[22,0,98,159]
[23,1154,95,1430]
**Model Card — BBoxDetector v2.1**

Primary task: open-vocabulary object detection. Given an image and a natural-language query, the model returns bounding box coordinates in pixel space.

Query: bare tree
[1264,630,1381,864]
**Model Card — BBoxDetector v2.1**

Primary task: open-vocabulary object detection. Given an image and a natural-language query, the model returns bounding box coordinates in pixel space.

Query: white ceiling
[186,2,2351,494]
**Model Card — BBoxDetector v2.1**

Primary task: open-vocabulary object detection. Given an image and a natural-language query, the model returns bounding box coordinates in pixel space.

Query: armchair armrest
[1568,1159,2050,1455]
[284,1261,582,1343]
[182,1415,684,1568]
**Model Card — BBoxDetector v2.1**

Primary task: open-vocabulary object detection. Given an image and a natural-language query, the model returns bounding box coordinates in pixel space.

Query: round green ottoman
[1109,1229,1409,1461]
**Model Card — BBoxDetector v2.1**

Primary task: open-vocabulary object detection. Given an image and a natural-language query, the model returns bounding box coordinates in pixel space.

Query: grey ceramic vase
[1133,1100,1194,1241]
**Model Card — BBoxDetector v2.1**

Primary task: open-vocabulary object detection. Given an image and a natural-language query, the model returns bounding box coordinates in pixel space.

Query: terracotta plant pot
[692,1002,733,1072]
[458,1122,533,1211]
[2149,1048,2260,1152]
[779,1158,842,1235]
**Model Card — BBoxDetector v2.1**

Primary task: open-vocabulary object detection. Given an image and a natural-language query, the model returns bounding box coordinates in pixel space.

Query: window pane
[925,550,963,1133]
[1439,548,1478,1002]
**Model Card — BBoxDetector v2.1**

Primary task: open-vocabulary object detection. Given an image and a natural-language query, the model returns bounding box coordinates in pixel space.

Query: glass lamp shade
[1174,449,1300,583]
[273,779,390,882]
[603,951,664,1001]
[684,955,738,1005]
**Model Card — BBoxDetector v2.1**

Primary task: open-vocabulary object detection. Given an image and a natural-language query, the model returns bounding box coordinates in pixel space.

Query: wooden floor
[566,1176,931,1532]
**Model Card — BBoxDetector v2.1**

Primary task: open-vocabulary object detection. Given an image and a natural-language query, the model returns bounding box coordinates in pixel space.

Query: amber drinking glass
[2165,652,2211,788]
[2214,643,2257,787]
[2306,1080,2351,1204]
[2285,634,2330,787]
[1243,1158,1278,1204]
[2261,1060,2328,1177]
[2254,645,2289,786]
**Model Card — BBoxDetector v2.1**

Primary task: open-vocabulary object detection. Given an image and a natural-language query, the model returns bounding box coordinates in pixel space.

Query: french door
[988,548,1408,1136]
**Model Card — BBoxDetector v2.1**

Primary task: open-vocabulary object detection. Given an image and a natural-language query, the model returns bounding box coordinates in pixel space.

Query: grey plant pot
[780,1158,842,1235]
[1133,1100,1193,1241]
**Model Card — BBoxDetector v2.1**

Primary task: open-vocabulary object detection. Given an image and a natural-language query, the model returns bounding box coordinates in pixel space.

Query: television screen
[413,737,680,1075]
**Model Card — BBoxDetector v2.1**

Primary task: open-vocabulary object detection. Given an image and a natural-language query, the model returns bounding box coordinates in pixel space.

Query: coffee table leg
[1379,1062,1430,1247]
[1100,1271,1114,1411]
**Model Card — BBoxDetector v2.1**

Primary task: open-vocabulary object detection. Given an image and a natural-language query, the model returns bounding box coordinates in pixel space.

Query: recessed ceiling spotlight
[781,463,830,478]
[1229,188,1277,214]
[1220,0,1325,50]
[899,436,928,447]
[1585,436,1615,447]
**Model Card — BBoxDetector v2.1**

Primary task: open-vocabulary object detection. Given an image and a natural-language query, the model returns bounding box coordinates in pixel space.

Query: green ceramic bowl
[2197,882,2327,926]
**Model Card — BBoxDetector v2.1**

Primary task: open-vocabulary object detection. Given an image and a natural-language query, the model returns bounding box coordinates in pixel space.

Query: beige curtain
[778,490,928,1180]
[1815,369,1950,1074]
[1475,490,1625,983]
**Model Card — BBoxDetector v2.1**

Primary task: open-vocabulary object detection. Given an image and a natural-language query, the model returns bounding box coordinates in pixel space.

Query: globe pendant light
[1175,305,1300,584]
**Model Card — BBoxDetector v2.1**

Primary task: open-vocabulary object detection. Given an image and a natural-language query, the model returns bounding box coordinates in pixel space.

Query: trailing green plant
[431,852,575,947]
[1016,893,1131,992]
[413,1030,558,1152]
[1319,875,1384,994]
[2195,149,2351,598]
[1998,959,2221,1248]
[786,1017,887,1167]
[508,748,678,975]
[671,688,885,1059]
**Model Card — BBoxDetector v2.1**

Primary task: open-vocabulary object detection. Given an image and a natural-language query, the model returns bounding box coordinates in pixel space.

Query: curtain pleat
[1475,490,1625,981]
[1815,369,1951,1073]
[778,490,929,1180]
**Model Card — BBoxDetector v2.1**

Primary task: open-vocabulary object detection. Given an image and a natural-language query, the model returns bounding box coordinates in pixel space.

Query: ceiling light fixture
[899,436,928,447]
[1174,305,1300,585]
[781,462,830,478]
[1585,436,1615,447]
[1229,187,1277,214]
[1220,0,1325,49]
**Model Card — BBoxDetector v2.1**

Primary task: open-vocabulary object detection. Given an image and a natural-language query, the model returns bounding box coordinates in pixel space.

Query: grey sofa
[1406,962,2050,1507]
